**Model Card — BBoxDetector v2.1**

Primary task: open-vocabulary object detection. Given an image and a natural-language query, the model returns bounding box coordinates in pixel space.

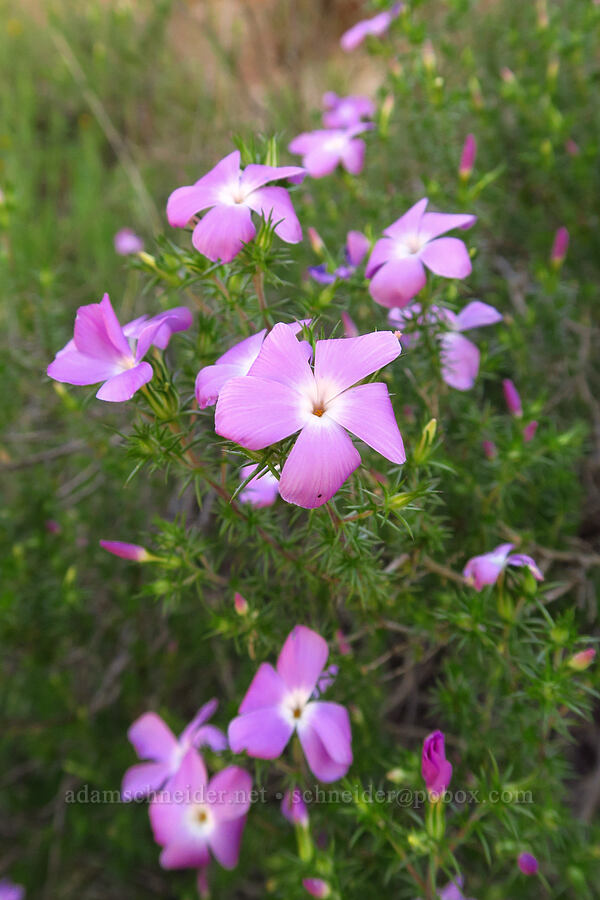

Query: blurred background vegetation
[1,0,599,897]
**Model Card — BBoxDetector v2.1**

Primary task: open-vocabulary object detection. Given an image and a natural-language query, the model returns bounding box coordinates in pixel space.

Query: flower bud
[99,540,151,562]
[282,788,309,827]
[550,226,569,268]
[502,379,523,417]
[482,440,497,460]
[234,592,249,615]
[302,878,331,898]
[422,40,436,72]
[307,227,325,255]
[459,133,477,181]
[517,852,539,875]
[565,138,580,157]
[341,311,359,338]
[568,648,596,671]
[422,730,452,797]
[523,421,538,442]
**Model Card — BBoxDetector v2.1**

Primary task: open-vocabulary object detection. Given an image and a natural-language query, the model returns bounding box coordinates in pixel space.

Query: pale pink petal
[122,314,150,340]
[302,701,352,765]
[209,766,253,821]
[99,293,132,357]
[288,132,327,155]
[95,361,153,401]
[341,311,359,338]
[277,625,329,694]
[507,554,544,581]
[439,333,480,391]
[47,347,123,385]
[135,307,192,360]
[314,331,401,397]
[302,146,344,178]
[208,817,246,869]
[365,236,397,278]
[340,138,366,175]
[128,712,178,762]
[245,185,302,243]
[179,698,218,744]
[418,211,476,242]
[240,163,305,194]
[383,199,429,241]
[191,204,256,263]
[148,749,208,848]
[215,376,307,450]
[160,841,211,870]
[228,708,294,758]
[455,301,503,332]
[73,298,128,362]
[193,725,229,752]
[196,363,247,409]
[327,382,406,463]
[419,237,472,278]
[463,543,514,590]
[121,761,171,800]
[298,720,352,782]
[239,464,280,508]
[278,417,361,508]
[346,231,370,267]
[167,151,242,226]
[239,662,287,714]
[368,257,427,308]
[218,329,267,367]
[247,322,314,394]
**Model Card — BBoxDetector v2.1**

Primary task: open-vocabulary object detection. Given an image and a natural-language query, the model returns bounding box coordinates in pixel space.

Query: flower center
[313,407,325,417]
[405,235,423,254]
[292,706,303,719]
[187,803,214,836]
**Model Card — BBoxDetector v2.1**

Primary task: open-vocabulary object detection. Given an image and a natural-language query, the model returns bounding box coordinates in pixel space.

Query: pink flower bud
[45,519,62,534]
[335,629,352,656]
[517,852,539,875]
[523,421,538,442]
[550,226,569,267]
[341,311,359,338]
[502,379,523,417]
[307,227,325,255]
[99,540,150,562]
[234,592,249,615]
[500,67,516,84]
[282,788,309,827]
[303,879,331,898]
[482,440,497,460]
[565,138,580,157]
[114,228,144,255]
[422,730,452,796]
[568,648,596,671]
[459,133,477,180]
[196,867,210,899]
[422,39,436,72]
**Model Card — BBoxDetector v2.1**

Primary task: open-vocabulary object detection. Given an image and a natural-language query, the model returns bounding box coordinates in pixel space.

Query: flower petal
[208,766,253,821]
[208,817,246,869]
[191,204,256,263]
[463,543,514,590]
[455,300,503,332]
[195,363,246,409]
[365,236,397,278]
[167,151,241,226]
[179,698,218,744]
[327,382,406,463]
[215,376,307,450]
[418,211,476,242]
[346,230,370,267]
[277,625,329,695]
[278,416,361,508]
[245,185,302,243]
[160,841,211,870]
[302,146,343,178]
[248,322,315,394]
[298,718,352,782]
[383,199,429,241]
[95,361,153,402]
[128,712,178,762]
[135,307,192,360]
[439,333,480,391]
[419,237,472,279]
[314,331,401,398]
[340,138,366,175]
[507,554,544,581]
[73,295,129,361]
[302,701,352,765]
[368,257,427,308]
[47,347,122,385]
[240,163,305,194]
[239,662,287,714]
[121,762,171,801]
[228,708,294,759]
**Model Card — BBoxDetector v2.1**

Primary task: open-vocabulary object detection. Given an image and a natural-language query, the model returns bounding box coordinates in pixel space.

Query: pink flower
[167,150,304,263]
[303,879,331,898]
[282,788,309,827]
[100,540,151,562]
[239,464,279,508]
[390,301,502,391]
[215,324,405,508]
[482,440,497,460]
[122,700,227,801]
[366,199,476,308]
[308,231,370,284]
[195,322,308,409]
[459,134,477,180]
[463,543,543,590]
[340,4,402,51]
[568,648,596,671]
[228,625,353,782]
[439,876,473,900]
[565,138,580,157]
[517,852,539,876]
[45,519,62,534]
[550,226,569,267]
[335,629,352,656]
[47,294,192,402]
[502,379,522,417]
[114,227,144,255]
[322,92,375,128]
[149,748,251,871]
[421,730,452,796]
[288,125,373,178]
[523,420,538,442]
[0,880,25,900]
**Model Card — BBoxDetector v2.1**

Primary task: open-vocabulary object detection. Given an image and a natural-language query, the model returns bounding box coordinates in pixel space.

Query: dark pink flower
[0,880,25,900]
[228,625,353,782]
[459,134,477,180]
[550,226,569,267]
[149,748,251,871]
[47,294,191,402]
[322,92,375,128]
[100,540,151,562]
[502,379,522,417]
[366,199,476,308]
[302,878,331,898]
[523,421,538,442]
[282,788,309,827]
[215,324,405,508]
[340,4,402,51]
[239,464,279,508]
[421,730,452,796]
[122,700,227,801]
[463,543,543,590]
[114,228,143,255]
[167,150,304,263]
[517,852,539,876]
[289,125,373,178]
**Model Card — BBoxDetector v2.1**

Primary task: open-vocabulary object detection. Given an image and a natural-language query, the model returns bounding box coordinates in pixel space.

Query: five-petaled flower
[114,227,144,255]
[47,294,192,402]
[463,543,543,590]
[281,788,309,827]
[238,464,280,508]
[288,124,373,179]
[149,747,251,871]
[215,323,405,508]
[340,3,402,52]
[228,625,353,782]
[322,92,375,128]
[422,730,453,796]
[167,150,305,263]
[366,199,476,308]
[122,700,227,800]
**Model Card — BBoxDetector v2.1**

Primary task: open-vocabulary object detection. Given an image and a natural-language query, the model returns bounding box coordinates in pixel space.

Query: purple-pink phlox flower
[167,150,304,263]
[322,92,375,128]
[122,699,227,801]
[421,730,452,796]
[502,378,522,417]
[282,788,309,827]
[459,134,477,180]
[366,199,476,308]
[308,230,370,285]
[517,852,539,876]
[47,294,192,402]
[390,301,502,391]
[0,880,25,900]
[114,227,144,255]
[215,324,405,508]
[195,321,309,409]
[523,420,538,442]
[100,540,151,562]
[303,878,331,898]
[289,124,373,179]
[239,464,279,508]
[439,875,474,900]
[340,3,402,51]
[550,226,569,266]
[228,625,353,782]
[149,747,251,871]
[463,543,543,591]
